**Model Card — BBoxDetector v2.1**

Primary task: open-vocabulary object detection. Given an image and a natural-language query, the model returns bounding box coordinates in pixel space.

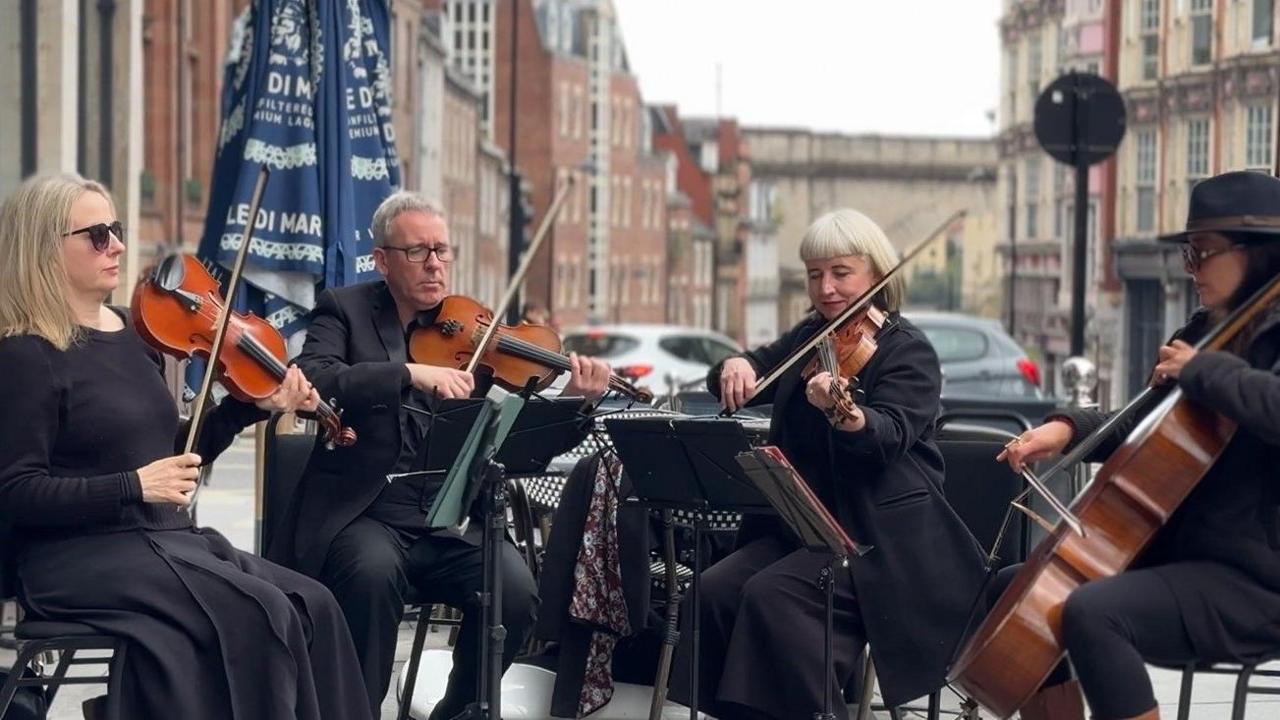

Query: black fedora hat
[1159,170,1280,243]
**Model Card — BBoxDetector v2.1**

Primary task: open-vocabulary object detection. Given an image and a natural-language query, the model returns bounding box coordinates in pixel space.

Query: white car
[559,323,743,397]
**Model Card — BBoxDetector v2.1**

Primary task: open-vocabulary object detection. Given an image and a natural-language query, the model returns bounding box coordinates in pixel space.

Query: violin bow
[463,173,576,376]
[181,165,271,512]
[726,209,965,415]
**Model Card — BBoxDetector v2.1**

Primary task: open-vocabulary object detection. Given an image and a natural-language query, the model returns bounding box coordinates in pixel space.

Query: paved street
[5,433,1279,719]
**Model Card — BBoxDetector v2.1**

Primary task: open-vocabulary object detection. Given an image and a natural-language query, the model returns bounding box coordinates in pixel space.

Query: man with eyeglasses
[271,191,611,719]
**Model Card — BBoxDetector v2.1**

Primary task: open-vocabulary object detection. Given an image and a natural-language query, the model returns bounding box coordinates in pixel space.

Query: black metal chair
[0,526,125,717]
[854,412,1038,720]
[1166,654,1280,719]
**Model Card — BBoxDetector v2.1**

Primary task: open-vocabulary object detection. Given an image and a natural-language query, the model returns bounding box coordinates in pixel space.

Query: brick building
[440,0,668,328]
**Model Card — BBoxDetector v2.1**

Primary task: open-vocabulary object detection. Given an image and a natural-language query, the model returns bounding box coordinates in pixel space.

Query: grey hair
[799,208,905,312]
[370,191,446,247]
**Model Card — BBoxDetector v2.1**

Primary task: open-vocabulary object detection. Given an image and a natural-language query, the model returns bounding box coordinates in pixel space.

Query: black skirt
[17,527,371,720]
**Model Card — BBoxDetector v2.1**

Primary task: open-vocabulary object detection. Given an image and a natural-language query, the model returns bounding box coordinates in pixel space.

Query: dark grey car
[905,311,1043,399]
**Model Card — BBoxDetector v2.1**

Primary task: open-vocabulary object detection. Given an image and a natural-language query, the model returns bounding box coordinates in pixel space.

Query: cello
[948,268,1280,718]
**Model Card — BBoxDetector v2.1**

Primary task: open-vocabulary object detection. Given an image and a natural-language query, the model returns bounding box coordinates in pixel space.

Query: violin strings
[175,290,339,421]
[493,334,643,397]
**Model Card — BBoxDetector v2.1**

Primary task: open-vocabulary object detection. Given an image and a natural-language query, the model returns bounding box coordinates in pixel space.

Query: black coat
[1054,306,1280,660]
[709,312,986,705]
[268,281,427,577]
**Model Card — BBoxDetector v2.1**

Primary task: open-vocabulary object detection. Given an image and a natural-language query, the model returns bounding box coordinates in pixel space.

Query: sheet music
[736,446,868,557]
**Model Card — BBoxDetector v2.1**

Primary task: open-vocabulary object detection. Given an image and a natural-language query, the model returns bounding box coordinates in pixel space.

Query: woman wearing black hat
[993,170,1280,720]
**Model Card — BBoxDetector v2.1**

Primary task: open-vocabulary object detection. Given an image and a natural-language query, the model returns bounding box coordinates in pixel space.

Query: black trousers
[988,565,1196,719]
[319,516,538,720]
[668,534,864,720]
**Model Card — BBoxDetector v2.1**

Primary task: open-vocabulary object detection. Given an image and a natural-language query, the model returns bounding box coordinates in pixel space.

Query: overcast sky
[612,0,1003,138]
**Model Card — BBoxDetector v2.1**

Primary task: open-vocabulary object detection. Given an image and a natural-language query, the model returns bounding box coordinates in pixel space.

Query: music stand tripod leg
[689,513,704,720]
[814,555,841,720]
[452,461,508,720]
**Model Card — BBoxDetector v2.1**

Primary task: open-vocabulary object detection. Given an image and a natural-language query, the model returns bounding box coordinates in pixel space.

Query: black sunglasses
[63,221,125,252]
[1181,243,1243,272]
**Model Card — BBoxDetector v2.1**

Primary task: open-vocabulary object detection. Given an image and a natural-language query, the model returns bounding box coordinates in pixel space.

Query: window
[1024,157,1040,239]
[700,338,739,366]
[1255,0,1274,47]
[563,332,640,358]
[1247,104,1273,169]
[624,177,632,228]
[1005,48,1019,120]
[1027,32,1042,102]
[1186,117,1210,193]
[572,86,583,139]
[1139,0,1160,80]
[658,336,704,363]
[558,82,569,137]
[1135,128,1156,232]
[1191,0,1212,66]
[918,326,989,363]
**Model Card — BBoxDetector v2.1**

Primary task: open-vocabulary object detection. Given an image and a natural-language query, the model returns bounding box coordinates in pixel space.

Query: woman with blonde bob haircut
[669,208,984,719]
[0,174,372,720]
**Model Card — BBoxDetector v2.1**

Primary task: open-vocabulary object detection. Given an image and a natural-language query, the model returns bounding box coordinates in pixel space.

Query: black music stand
[406,387,521,720]
[413,395,589,476]
[605,417,773,720]
[736,447,867,720]
[401,391,588,720]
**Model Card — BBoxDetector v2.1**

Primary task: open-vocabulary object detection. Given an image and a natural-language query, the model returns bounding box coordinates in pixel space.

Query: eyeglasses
[382,244,454,263]
[1181,243,1244,272]
[63,221,125,252]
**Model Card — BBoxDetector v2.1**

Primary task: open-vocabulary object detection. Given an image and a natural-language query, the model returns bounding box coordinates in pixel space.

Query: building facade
[745,128,999,329]
[998,0,1126,401]
[1111,0,1278,401]
[440,0,670,328]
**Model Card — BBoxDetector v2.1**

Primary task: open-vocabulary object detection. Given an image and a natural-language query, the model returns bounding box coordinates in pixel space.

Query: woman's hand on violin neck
[1152,339,1197,385]
[720,357,758,412]
[805,372,863,428]
[562,352,610,403]
[407,363,475,399]
[804,371,844,408]
[255,365,321,413]
[137,453,202,505]
[995,420,1073,473]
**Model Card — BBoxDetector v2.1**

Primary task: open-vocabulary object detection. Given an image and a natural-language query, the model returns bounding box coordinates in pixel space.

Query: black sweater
[0,314,266,540]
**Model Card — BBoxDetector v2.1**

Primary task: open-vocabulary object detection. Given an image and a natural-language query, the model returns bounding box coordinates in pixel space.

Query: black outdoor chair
[0,525,125,718]
[1169,655,1280,720]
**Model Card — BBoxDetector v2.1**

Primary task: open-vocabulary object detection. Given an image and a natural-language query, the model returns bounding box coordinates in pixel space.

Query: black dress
[670,313,986,718]
[0,313,371,720]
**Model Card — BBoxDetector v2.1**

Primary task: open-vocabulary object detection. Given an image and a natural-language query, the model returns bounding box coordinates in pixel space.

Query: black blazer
[267,281,423,577]
[709,313,986,706]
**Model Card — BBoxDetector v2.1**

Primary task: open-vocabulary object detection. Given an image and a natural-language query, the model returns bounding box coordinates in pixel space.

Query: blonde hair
[799,209,905,312]
[0,173,113,350]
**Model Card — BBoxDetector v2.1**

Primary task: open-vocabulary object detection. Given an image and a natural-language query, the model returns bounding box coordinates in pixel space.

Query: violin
[408,294,654,403]
[131,254,357,449]
[802,305,886,424]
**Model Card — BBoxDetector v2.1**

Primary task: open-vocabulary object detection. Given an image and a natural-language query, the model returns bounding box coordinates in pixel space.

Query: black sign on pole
[1033,72,1126,357]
